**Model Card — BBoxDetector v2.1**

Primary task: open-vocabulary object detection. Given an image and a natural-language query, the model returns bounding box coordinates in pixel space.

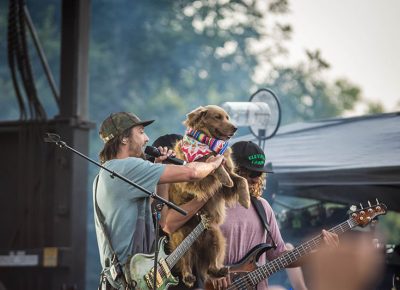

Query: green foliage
[366,100,385,114]
[378,211,400,244]
[89,0,272,135]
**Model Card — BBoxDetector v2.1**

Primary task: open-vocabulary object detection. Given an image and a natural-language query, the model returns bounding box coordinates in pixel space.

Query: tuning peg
[376,198,380,205]
[350,205,357,212]
[368,201,372,207]
[359,203,363,209]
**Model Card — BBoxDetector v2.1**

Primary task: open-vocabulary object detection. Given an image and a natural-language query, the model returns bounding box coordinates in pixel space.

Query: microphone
[145,146,187,165]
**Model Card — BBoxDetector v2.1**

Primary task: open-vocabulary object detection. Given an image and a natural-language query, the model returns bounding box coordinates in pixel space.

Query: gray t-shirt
[94,157,165,267]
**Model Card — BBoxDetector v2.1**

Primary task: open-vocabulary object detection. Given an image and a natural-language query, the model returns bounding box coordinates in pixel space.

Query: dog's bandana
[181,128,229,162]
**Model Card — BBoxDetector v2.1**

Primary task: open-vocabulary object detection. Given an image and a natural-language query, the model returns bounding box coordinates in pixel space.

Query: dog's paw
[239,193,250,209]
[214,166,234,187]
[238,179,250,208]
[208,266,229,277]
[182,273,196,288]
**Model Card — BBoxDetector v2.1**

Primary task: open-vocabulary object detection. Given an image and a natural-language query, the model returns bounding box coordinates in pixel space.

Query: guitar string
[152,221,205,282]
[229,219,356,289]
[229,222,345,289]
[250,221,353,285]
[235,220,354,289]
[167,223,205,267]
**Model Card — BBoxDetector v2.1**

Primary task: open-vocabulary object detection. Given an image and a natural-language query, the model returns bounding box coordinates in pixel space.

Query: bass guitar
[205,201,387,290]
[129,215,210,290]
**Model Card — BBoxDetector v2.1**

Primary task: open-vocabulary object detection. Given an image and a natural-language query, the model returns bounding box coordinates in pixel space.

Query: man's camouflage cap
[99,112,154,143]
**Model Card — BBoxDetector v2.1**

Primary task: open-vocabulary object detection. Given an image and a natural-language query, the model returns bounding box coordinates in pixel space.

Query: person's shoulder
[105,157,166,173]
[106,157,146,165]
[256,196,273,211]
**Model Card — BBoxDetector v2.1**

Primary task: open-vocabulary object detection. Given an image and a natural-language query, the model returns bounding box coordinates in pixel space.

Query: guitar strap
[94,175,116,256]
[94,175,131,289]
[251,195,277,249]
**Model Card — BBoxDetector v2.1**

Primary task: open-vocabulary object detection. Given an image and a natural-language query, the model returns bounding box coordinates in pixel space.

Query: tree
[89,0,275,134]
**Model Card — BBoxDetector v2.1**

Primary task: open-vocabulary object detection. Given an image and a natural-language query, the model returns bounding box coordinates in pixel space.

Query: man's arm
[157,155,223,184]
[156,181,211,234]
[153,149,223,232]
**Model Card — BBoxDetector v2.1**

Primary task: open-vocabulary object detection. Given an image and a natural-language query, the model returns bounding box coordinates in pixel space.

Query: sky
[286,0,400,114]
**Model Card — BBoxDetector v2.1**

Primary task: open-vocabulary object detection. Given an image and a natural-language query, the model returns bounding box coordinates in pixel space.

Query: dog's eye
[215,115,222,120]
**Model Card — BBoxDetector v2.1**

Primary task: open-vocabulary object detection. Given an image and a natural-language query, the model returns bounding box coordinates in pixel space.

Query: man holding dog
[94,112,224,289]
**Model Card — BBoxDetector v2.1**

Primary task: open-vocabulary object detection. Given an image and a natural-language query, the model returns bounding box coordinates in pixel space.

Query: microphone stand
[44,133,187,290]
[152,201,163,290]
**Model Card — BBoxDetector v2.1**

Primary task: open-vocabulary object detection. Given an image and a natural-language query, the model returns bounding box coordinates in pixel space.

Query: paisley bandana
[181,128,229,162]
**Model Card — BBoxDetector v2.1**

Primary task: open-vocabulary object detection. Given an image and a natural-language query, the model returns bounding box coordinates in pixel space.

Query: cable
[17,0,46,120]
[7,0,47,121]
[7,0,27,120]
[23,4,60,109]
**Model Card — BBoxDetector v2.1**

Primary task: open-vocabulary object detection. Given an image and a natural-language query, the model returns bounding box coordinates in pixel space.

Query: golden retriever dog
[168,105,250,287]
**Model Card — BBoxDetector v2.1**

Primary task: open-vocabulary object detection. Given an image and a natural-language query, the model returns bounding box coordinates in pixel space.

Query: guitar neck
[165,220,206,268]
[249,218,357,286]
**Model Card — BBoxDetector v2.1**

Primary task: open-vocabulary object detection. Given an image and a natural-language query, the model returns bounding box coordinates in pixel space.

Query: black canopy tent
[236,112,400,211]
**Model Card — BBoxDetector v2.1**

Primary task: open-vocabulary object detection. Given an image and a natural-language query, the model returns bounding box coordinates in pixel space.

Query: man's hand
[205,155,225,169]
[321,229,339,248]
[154,146,175,163]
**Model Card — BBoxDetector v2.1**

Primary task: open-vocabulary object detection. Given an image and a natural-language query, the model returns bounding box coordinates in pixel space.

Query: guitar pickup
[159,259,171,278]
[144,261,165,289]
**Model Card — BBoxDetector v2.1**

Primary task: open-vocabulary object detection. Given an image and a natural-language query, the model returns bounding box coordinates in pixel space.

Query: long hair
[99,128,132,164]
[235,167,266,198]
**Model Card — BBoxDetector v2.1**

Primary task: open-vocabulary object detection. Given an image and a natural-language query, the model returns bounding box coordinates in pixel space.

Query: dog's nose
[232,126,238,133]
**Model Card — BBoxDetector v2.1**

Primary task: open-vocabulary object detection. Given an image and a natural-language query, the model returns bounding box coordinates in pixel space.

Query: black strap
[251,196,270,233]
[251,195,276,248]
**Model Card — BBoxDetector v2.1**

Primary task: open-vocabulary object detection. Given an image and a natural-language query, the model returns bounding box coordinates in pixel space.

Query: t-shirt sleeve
[260,198,286,261]
[116,157,166,199]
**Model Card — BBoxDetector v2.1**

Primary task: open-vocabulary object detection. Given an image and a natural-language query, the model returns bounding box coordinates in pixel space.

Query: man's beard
[129,140,147,160]
[138,151,146,160]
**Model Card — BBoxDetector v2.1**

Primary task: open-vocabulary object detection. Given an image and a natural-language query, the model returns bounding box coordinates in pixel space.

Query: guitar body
[204,243,273,290]
[127,215,210,290]
[129,237,179,290]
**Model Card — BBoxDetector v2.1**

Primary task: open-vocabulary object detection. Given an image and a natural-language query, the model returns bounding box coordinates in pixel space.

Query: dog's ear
[183,106,208,128]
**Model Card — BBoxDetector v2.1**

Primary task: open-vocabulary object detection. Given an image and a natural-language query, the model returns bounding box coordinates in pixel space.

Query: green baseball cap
[231,141,273,173]
[99,112,154,143]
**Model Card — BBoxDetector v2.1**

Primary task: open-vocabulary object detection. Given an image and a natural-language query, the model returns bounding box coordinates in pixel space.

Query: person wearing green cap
[209,141,338,290]
[94,112,225,289]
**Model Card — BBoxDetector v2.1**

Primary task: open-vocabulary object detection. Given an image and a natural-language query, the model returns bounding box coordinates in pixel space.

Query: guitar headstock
[349,199,387,227]
[200,214,211,229]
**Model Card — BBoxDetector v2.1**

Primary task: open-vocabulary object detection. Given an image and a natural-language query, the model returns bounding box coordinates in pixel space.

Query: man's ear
[183,106,208,128]
[122,138,128,145]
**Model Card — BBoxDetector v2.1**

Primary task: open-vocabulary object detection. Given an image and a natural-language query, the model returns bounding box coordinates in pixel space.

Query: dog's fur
[168,105,250,287]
